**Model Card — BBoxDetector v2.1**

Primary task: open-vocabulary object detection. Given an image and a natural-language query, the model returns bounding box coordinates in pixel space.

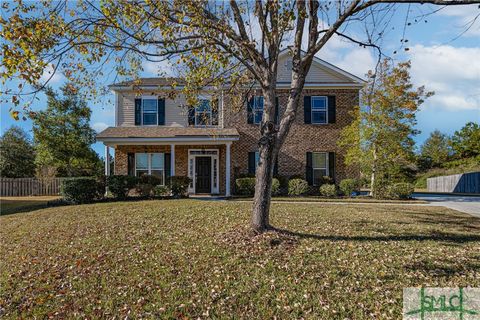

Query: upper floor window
[188,98,218,127]
[252,96,264,124]
[135,153,165,185]
[311,96,327,124]
[195,99,212,126]
[142,98,158,125]
[312,152,328,186]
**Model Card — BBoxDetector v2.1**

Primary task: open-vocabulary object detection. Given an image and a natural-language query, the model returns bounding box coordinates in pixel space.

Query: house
[96,51,364,196]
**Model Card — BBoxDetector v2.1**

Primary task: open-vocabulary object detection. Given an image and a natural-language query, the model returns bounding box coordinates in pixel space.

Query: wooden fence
[0,178,67,197]
[427,172,480,194]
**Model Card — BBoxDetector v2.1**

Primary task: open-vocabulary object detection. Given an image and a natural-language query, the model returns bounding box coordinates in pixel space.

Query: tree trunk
[370,146,377,197]
[252,90,277,233]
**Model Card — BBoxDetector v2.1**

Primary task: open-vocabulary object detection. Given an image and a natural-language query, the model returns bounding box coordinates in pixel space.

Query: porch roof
[97,126,239,145]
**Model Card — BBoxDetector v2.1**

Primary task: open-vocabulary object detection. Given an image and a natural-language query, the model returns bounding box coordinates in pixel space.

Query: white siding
[115,92,199,127]
[276,54,352,83]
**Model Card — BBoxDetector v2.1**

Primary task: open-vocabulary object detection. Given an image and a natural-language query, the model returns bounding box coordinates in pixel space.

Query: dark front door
[195,157,212,193]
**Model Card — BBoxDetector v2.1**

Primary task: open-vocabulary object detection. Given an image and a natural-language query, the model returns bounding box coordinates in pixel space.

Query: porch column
[104,145,111,176]
[225,142,231,197]
[170,144,175,176]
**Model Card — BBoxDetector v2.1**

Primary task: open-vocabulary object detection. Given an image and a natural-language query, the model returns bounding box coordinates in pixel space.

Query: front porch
[97,127,239,196]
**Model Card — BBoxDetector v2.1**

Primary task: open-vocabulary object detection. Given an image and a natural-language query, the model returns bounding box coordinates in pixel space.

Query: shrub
[107,175,138,199]
[387,182,414,199]
[135,175,163,197]
[271,178,280,196]
[235,177,256,196]
[153,185,171,197]
[339,179,360,197]
[318,176,334,185]
[168,176,191,198]
[319,183,337,197]
[61,177,103,204]
[288,178,309,196]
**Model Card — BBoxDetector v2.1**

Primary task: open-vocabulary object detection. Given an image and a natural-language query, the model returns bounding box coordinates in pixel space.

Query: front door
[195,157,212,193]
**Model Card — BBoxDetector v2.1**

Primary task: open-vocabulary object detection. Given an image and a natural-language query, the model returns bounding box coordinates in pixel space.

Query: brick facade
[114,144,227,194]
[111,88,359,195]
[225,88,360,183]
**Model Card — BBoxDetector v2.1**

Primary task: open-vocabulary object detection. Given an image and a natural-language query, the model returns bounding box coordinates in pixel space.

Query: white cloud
[143,59,175,77]
[92,122,109,133]
[40,63,63,84]
[407,44,480,111]
[437,5,480,37]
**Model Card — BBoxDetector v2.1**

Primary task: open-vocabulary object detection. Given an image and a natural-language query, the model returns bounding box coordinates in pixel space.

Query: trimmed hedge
[288,179,309,196]
[168,176,191,198]
[339,179,360,197]
[235,177,256,196]
[319,184,337,197]
[61,177,104,204]
[107,175,138,199]
[235,177,281,196]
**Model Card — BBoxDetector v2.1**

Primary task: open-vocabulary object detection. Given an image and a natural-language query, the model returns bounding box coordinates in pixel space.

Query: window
[312,152,328,186]
[135,153,165,184]
[311,96,327,124]
[253,96,264,124]
[142,98,158,125]
[195,99,212,126]
[254,151,260,170]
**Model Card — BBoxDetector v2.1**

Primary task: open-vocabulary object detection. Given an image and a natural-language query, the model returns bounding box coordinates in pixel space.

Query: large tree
[1,0,478,232]
[418,130,452,170]
[0,126,36,178]
[33,84,102,177]
[339,60,432,196]
[450,122,480,159]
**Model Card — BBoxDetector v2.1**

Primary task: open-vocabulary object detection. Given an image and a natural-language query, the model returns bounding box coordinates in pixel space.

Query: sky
[1,3,479,158]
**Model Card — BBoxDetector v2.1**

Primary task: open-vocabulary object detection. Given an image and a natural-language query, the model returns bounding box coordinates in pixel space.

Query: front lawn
[0,196,60,215]
[0,200,479,319]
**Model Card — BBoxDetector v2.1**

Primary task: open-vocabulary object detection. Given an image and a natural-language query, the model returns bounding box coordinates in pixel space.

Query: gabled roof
[277,48,366,84]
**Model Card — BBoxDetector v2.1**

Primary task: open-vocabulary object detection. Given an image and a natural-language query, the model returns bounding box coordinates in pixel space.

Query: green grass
[1,200,479,319]
[0,196,60,215]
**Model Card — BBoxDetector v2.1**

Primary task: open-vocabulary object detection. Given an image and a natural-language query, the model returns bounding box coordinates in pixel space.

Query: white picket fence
[0,178,67,196]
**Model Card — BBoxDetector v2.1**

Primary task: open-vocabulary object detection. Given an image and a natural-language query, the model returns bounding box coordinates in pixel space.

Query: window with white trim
[311,96,328,124]
[312,152,328,186]
[253,96,264,124]
[142,98,158,125]
[135,153,165,184]
[195,99,212,126]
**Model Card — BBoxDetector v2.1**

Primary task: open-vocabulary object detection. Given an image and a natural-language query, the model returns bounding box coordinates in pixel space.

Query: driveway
[413,193,480,218]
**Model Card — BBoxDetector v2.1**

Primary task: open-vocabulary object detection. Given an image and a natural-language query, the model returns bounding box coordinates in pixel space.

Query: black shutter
[328,152,335,182]
[304,96,311,124]
[188,107,195,126]
[127,153,135,176]
[274,97,279,124]
[248,152,256,175]
[306,152,313,185]
[158,98,165,125]
[328,96,336,124]
[135,98,141,125]
[212,99,219,125]
[273,157,279,176]
[247,98,254,124]
[164,153,171,181]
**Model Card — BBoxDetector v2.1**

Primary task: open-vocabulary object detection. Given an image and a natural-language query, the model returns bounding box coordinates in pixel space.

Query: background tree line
[0,84,103,179]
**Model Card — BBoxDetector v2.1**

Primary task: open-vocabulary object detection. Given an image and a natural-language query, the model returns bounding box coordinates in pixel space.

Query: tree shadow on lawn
[401,210,480,232]
[271,227,480,244]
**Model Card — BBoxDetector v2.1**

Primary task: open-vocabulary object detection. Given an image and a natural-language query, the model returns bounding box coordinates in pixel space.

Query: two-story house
[97,51,365,196]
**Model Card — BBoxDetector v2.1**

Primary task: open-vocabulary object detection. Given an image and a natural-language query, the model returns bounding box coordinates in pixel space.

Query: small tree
[418,130,452,170]
[32,84,102,177]
[339,60,433,197]
[450,122,480,159]
[0,126,36,178]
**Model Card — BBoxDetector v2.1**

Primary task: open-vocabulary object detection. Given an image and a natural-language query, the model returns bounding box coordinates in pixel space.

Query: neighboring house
[97,51,364,196]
